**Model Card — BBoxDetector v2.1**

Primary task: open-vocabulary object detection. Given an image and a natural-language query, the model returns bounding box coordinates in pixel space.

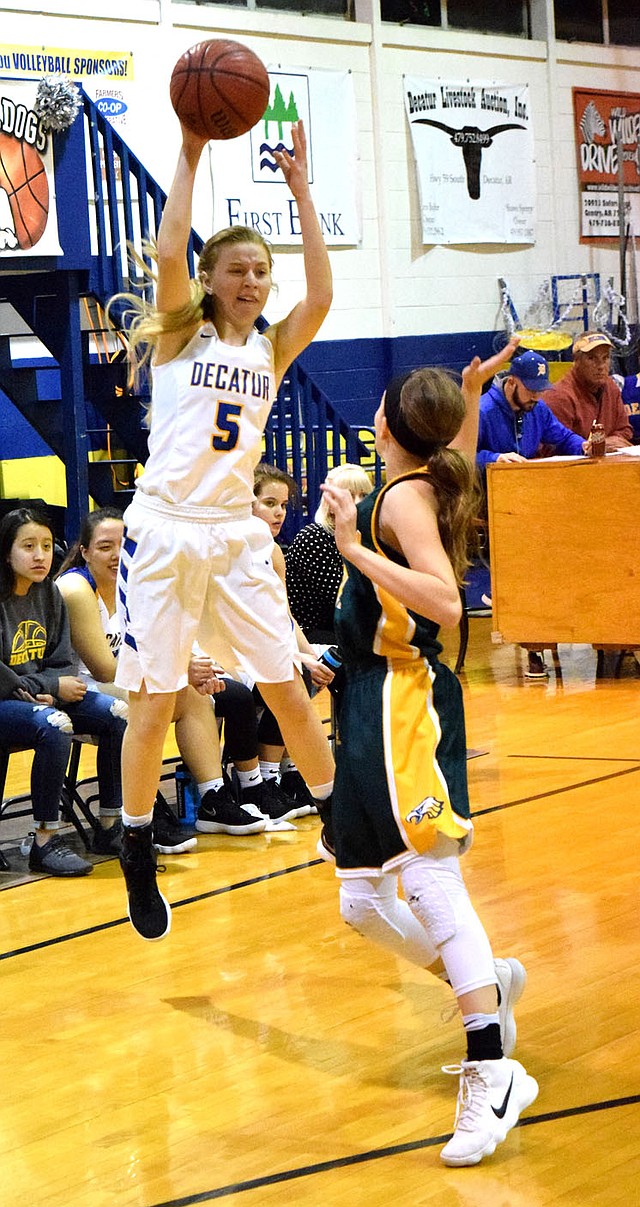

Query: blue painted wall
[299,331,499,425]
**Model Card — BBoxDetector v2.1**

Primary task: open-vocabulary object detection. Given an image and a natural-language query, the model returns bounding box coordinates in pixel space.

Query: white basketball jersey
[138,322,276,509]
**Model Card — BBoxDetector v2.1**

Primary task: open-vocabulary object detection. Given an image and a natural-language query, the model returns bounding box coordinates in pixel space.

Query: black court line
[0,860,323,961]
[473,763,640,817]
[509,754,640,763]
[4,760,640,960]
[146,1093,640,1207]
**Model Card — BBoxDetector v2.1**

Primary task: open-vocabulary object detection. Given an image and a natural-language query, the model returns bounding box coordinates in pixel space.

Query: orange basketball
[170,39,270,141]
[0,132,49,249]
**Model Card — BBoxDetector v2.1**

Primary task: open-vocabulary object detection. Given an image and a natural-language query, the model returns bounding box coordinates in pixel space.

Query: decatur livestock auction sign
[573,87,640,243]
[404,77,535,245]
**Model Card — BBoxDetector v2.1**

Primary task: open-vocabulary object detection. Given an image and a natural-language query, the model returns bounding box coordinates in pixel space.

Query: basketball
[170,39,270,141]
[0,132,49,249]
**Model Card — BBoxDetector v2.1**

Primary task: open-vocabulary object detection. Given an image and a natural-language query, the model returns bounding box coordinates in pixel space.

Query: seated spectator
[190,647,309,826]
[0,506,127,876]
[285,463,374,642]
[251,463,336,814]
[477,350,586,471]
[56,508,266,847]
[477,352,587,681]
[613,371,640,442]
[545,332,633,451]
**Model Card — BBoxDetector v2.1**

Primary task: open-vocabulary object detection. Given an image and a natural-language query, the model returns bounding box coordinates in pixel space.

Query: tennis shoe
[525,651,548,679]
[440,1057,538,1166]
[242,777,297,824]
[91,817,123,856]
[29,832,93,877]
[495,957,527,1058]
[120,822,171,941]
[197,783,266,834]
[153,794,197,853]
[279,768,317,816]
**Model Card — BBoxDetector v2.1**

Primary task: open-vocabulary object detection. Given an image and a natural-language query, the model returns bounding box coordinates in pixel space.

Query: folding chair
[0,736,102,870]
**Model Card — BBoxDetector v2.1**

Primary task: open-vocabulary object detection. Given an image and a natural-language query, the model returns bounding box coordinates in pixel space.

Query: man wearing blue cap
[477,349,587,470]
[477,350,586,679]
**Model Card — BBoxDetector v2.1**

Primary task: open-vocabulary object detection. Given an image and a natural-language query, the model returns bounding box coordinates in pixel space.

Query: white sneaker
[495,957,527,1058]
[440,1057,538,1167]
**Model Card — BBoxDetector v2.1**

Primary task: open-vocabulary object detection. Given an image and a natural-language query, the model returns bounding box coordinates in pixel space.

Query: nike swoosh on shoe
[492,1075,514,1119]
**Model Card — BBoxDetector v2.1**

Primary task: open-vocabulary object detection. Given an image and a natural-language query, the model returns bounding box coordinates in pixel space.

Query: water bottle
[319,646,344,700]
[174,763,199,827]
[319,646,343,672]
[588,420,605,457]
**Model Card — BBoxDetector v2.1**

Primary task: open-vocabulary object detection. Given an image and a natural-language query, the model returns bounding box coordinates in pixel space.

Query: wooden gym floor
[1,618,638,1206]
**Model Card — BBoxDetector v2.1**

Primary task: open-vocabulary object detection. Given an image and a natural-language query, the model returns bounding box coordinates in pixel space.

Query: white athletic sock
[462,1011,500,1032]
[122,809,153,828]
[237,768,262,789]
[198,778,224,796]
[259,761,280,781]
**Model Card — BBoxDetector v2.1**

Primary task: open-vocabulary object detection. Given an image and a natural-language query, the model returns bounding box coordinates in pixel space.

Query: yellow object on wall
[0,455,67,505]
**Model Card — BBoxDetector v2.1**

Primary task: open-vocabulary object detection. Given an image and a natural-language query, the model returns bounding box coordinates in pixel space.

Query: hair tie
[384,372,442,460]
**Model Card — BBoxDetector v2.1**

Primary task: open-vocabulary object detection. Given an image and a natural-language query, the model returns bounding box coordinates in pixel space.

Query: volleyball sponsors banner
[0,79,62,256]
[211,68,360,246]
[0,44,133,81]
[404,77,535,245]
[573,88,640,243]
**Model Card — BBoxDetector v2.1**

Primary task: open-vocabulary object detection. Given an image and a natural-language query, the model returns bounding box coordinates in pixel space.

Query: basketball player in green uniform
[320,339,539,1167]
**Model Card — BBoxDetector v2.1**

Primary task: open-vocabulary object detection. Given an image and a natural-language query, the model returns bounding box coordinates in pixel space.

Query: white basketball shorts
[115,493,297,694]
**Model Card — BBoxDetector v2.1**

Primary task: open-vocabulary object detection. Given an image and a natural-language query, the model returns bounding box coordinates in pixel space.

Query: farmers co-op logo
[250,72,312,184]
[94,91,128,126]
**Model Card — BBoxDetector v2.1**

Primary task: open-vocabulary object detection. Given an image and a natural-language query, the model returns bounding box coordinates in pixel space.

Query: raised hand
[273,121,310,200]
[461,336,521,397]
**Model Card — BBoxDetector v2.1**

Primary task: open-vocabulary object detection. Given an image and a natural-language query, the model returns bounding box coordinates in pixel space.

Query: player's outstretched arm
[156,124,209,317]
[269,121,333,385]
[452,336,521,461]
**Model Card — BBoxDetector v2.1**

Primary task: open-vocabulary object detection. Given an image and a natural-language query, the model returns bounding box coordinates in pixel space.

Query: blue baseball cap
[508,350,551,392]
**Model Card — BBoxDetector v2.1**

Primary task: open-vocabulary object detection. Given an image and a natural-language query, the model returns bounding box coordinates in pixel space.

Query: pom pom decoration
[34,76,82,132]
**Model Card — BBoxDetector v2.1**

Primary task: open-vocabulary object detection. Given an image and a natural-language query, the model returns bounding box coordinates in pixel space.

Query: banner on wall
[0,44,133,81]
[210,68,360,246]
[0,78,62,256]
[573,88,640,243]
[404,77,535,245]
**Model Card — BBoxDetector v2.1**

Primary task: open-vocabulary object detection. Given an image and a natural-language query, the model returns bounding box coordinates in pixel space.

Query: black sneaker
[153,822,198,855]
[120,823,171,941]
[314,793,335,864]
[29,833,93,877]
[525,651,548,679]
[242,777,298,823]
[91,817,123,856]
[279,769,317,817]
[153,794,197,854]
[196,783,266,835]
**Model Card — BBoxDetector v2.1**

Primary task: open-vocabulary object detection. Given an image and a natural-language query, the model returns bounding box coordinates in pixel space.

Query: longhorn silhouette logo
[413,119,525,200]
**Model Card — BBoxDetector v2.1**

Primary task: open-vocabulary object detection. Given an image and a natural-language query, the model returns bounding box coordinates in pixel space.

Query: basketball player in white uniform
[112,120,335,940]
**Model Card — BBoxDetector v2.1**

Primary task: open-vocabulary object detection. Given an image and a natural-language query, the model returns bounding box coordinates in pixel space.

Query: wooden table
[487,453,640,647]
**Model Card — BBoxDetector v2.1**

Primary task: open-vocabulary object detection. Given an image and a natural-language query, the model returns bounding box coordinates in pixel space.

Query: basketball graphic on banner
[0,132,50,249]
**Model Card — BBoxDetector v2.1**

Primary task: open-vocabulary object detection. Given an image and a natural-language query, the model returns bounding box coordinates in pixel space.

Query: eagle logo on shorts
[406,796,444,825]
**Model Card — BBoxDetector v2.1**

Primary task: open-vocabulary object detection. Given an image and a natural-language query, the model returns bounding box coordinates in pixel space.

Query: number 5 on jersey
[212,400,243,451]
